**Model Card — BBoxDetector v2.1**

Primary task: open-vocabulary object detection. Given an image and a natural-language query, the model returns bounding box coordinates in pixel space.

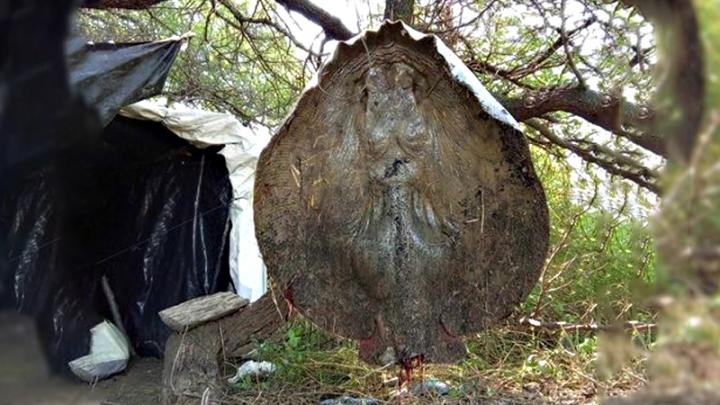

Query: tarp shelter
[119,100,270,302]
[0,32,267,377]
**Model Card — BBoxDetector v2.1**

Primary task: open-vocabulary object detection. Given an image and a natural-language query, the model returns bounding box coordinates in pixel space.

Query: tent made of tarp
[1,29,267,378]
[119,100,270,302]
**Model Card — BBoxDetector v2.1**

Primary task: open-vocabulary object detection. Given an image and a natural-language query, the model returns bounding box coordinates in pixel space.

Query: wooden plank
[159,292,248,332]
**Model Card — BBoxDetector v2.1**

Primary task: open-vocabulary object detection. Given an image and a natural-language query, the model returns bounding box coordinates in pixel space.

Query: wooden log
[159,292,248,332]
[162,292,287,405]
[162,328,223,405]
[222,290,288,358]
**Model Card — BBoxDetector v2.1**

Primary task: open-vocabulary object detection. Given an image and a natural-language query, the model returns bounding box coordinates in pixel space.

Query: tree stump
[162,292,287,405]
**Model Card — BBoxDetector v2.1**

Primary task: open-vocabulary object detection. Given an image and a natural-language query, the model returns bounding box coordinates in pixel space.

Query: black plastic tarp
[0,1,99,191]
[67,36,183,125]
[1,19,183,188]
[1,116,233,374]
[92,117,232,357]
[1,0,101,373]
[2,1,233,376]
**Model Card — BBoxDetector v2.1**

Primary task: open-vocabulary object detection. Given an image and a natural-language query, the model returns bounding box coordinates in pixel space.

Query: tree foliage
[78,0,665,193]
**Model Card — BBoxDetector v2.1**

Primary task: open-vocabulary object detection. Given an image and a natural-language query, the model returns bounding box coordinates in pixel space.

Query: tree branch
[274,0,354,41]
[384,0,415,25]
[560,0,586,88]
[499,86,665,157]
[515,16,596,78]
[82,0,167,9]
[218,0,318,57]
[525,118,660,193]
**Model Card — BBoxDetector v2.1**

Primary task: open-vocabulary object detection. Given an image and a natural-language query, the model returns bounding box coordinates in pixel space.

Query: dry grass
[219,320,652,404]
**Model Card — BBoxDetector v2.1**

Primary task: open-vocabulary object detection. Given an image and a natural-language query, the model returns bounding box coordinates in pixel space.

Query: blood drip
[283,287,296,321]
[397,354,425,389]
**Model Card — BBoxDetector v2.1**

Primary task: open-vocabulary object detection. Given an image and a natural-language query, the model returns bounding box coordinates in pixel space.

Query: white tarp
[119,100,270,302]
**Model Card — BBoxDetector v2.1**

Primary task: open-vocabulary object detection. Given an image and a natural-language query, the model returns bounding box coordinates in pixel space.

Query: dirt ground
[0,311,646,405]
[88,358,164,405]
[0,311,163,405]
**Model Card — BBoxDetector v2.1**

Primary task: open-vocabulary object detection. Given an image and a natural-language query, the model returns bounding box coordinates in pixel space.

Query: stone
[411,379,450,396]
[319,396,380,405]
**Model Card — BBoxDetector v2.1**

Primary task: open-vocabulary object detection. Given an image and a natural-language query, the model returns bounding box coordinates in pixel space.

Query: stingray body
[254,22,549,364]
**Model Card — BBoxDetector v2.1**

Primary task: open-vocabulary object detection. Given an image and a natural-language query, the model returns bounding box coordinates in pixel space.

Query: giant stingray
[254,22,549,365]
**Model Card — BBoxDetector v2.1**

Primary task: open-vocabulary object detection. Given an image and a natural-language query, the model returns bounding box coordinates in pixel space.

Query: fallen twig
[517,317,656,332]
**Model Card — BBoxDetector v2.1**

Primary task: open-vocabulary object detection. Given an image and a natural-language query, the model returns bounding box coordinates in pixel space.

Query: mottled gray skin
[254,22,548,365]
[347,64,464,361]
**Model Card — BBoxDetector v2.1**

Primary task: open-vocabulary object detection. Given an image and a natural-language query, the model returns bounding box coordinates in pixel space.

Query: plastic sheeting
[2,0,104,376]
[92,116,233,356]
[1,116,234,373]
[1,162,107,373]
[68,321,130,382]
[0,2,219,375]
[1,28,186,186]
[120,100,271,302]
[1,1,99,192]
[67,35,188,125]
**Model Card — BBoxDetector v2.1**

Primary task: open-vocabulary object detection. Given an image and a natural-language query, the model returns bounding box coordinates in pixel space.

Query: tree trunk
[384,0,415,25]
[620,0,704,162]
[162,292,287,404]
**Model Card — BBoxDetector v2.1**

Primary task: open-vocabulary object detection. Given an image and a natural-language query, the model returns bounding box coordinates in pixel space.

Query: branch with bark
[465,16,596,83]
[217,0,319,57]
[274,0,354,41]
[499,86,664,157]
[526,118,659,193]
[82,0,168,9]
